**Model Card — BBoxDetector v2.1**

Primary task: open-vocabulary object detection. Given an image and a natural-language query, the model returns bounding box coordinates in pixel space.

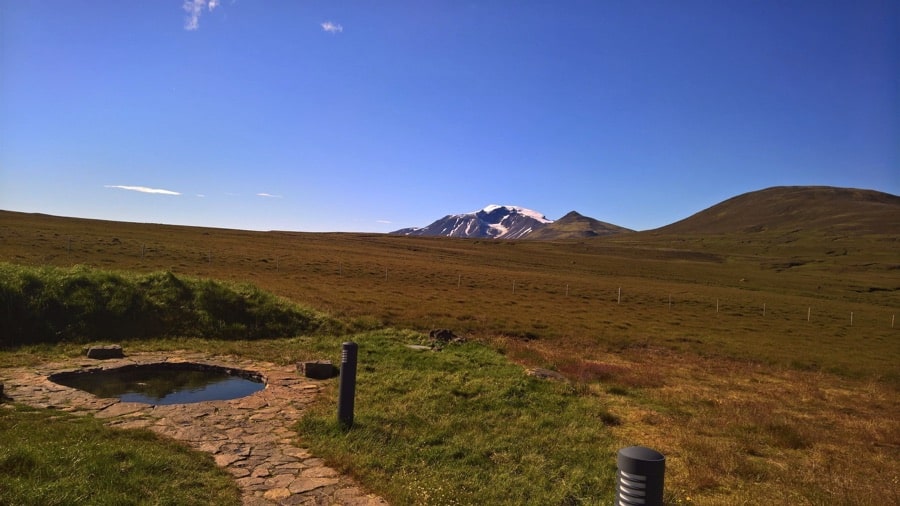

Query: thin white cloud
[321,21,343,34]
[184,0,219,31]
[376,220,392,224]
[105,185,181,196]
[196,194,206,198]
[256,193,283,198]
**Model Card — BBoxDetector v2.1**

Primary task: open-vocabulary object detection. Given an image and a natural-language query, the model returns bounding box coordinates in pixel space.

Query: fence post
[616,446,665,506]
[338,341,358,429]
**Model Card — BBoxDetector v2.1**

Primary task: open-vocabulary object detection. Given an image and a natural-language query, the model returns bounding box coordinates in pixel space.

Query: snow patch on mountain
[481,205,552,224]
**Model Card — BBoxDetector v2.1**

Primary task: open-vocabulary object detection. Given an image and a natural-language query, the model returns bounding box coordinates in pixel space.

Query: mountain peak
[392,205,553,239]
[526,211,633,240]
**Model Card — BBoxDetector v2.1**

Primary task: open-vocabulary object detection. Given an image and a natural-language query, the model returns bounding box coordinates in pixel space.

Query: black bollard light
[337,341,358,429]
[616,446,665,506]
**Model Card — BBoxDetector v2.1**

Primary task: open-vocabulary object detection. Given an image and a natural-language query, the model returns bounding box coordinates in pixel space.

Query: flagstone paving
[1,352,388,506]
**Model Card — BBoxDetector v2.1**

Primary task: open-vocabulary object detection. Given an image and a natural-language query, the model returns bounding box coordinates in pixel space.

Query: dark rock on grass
[297,361,339,380]
[429,329,466,344]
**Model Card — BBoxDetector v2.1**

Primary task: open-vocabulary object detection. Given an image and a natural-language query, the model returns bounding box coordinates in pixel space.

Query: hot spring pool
[49,363,265,405]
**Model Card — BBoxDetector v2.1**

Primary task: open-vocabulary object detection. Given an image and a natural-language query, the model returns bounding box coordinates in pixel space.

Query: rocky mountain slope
[391,205,553,239]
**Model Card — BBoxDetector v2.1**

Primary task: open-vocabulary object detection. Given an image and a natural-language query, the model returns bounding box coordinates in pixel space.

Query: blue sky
[2,1,897,232]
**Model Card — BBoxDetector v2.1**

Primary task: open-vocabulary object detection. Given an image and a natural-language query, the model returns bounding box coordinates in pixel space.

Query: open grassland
[1,211,898,504]
[2,211,896,380]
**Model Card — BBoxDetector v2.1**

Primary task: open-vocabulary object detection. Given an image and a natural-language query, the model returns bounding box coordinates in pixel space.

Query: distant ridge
[653,186,900,236]
[525,211,633,240]
[391,205,633,240]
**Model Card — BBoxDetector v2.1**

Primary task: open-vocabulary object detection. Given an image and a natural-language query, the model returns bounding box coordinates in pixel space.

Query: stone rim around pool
[48,362,266,405]
[1,352,390,505]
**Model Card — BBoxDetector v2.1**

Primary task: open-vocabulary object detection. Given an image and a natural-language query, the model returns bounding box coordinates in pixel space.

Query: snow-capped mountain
[391,205,553,239]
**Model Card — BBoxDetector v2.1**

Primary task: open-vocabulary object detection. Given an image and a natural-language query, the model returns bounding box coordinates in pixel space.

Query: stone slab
[85,345,125,359]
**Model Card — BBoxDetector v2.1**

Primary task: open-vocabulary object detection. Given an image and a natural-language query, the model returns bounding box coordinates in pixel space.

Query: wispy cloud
[321,21,343,34]
[105,185,181,196]
[376,220,392,224]
[184,0,220,31]
[256,193,283,198]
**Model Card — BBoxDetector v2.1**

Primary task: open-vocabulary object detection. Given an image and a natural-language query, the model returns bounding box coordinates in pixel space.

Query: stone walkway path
[1,352,388,506]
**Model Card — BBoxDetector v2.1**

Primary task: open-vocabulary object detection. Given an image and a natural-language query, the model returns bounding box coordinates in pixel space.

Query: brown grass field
[1,203,898,504]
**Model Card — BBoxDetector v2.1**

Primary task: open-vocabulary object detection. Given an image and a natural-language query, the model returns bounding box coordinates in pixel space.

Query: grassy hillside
[0,205,897,505]
[0,263,342,347]
[1,209,895,380]
[654,186,900,235]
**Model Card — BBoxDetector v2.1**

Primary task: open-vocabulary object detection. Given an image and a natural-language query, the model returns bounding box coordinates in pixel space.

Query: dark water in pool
[50,363,265,405]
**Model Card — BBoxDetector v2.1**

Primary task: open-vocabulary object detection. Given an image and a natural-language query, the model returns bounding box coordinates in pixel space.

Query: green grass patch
[0,404,240,505]
[298,330,617,505]
[0,262,344,347]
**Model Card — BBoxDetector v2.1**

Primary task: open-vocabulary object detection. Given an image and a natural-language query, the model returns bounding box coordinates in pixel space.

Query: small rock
[95,402,146,419]
[284,448,312,459]
[288,477,339,494]
[263,488,292,501]
[251,465,271,478]
[85,345,124,360]
[297,360,338,380]
[300,466,339,478]
[236,476,266,488]
[230,468,251,478]
[215,453,247,467]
